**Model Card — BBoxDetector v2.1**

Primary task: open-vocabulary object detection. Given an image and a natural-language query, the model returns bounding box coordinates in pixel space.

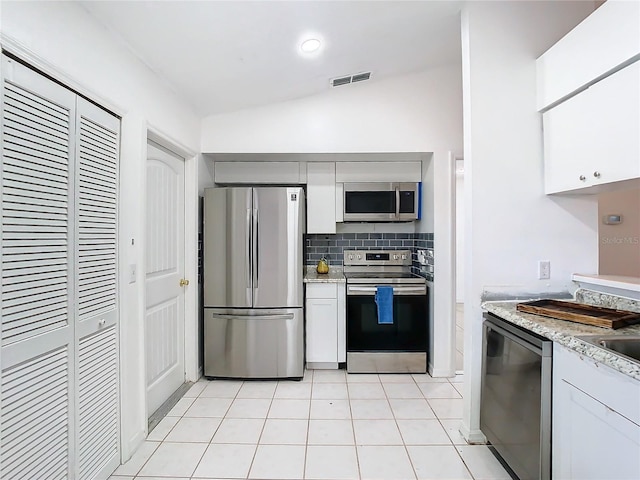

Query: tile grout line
[345,371,362,480]
[245,380,277,480]
[397,374,424,480]
[188,379,239,479]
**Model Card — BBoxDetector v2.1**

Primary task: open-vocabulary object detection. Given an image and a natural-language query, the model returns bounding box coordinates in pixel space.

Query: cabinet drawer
[306,283,337,299]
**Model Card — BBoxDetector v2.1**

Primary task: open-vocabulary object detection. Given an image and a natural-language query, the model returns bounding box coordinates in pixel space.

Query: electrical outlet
[417,249,428,265]
[538,260,550,280]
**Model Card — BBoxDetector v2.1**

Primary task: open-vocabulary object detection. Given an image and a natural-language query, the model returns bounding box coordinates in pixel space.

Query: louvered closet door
[1,56,120,480]
[74,97,120,480]
[1,56,76,480]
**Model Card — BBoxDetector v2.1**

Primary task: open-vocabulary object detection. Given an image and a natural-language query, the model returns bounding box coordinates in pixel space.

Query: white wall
[202,65,462,153]
[455,168,465,302]
[460,1,598,442]
[202,65,463,377]
[1,0,201,462]
[598,188,640,277]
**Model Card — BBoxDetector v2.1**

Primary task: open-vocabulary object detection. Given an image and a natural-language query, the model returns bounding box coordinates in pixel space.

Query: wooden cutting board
[516,299,640,329]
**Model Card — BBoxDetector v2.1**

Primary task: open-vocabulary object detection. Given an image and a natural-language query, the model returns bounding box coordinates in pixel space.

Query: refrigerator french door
[203,187,305,378]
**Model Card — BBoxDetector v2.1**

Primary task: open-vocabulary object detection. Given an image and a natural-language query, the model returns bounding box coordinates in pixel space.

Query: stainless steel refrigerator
[203,187,305,378]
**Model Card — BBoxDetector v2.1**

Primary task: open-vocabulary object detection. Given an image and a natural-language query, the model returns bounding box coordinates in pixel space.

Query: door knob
[179,278,190,287]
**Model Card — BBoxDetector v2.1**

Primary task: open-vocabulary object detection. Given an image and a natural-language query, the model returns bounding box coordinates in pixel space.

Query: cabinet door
[553,344,640,480]
[544,61,640,194]
[306,297,338,364]
[307,163,336,234]
[536,1,640,110]
[335,161,422,183]
[337,286,346,363]
[214,161,300,184]
[553,379,640,480]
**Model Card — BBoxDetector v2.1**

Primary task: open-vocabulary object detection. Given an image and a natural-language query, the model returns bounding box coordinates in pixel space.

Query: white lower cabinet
[305,283,346,368]
[553,344,640,480]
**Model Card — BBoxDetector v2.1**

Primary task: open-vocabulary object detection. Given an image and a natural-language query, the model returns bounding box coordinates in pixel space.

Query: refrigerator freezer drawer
[204,308,304,379]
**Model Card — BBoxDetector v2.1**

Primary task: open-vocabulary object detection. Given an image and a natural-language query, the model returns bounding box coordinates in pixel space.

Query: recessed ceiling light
[300,38,321,53]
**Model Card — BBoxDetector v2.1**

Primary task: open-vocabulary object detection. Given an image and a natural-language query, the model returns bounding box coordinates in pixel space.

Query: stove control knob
[393,254,399,260]
[401,254,407,260]
[357,255,362,260]
[348,255,353,261]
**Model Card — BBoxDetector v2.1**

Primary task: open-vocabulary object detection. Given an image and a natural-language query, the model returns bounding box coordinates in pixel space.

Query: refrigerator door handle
[253,207,259,288]
[209,313,295,321]
[246,208,252,289]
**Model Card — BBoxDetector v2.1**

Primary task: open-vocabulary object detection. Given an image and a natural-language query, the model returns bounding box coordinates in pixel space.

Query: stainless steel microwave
[343,182,420,222]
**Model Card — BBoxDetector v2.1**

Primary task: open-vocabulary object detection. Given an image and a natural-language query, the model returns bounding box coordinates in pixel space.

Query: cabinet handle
[579,175,586,181]
[593,171,601,178]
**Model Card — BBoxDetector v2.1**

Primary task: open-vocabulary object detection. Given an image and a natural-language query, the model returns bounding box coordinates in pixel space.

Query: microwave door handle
[395,186,400,220]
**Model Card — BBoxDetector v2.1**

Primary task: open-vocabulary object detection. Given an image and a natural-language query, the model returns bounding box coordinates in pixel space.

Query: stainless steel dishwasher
[481,312,552,480]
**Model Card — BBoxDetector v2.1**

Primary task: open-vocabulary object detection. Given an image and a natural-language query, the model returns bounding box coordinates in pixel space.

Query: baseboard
[122,429,146,464]
[428,365,456,378]
[459,423,487,445]
[307,362,338,370]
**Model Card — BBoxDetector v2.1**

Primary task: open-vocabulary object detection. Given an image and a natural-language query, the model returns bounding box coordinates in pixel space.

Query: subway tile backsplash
[305,232,434,281]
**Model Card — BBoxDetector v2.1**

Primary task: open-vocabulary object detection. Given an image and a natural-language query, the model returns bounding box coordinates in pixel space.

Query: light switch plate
[129,264,137,284]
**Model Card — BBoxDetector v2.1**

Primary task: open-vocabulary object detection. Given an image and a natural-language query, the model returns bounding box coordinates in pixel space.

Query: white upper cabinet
[214,161,302,184]
[307,163,336,234]
[543,60,640,194]
[335,161,422,183]
[537,1,640,111]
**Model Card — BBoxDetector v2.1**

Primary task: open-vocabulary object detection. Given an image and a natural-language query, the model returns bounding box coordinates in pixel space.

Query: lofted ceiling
[80,1,463,117]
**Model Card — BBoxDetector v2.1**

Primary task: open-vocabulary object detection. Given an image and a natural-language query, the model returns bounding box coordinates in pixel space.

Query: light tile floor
[110,370,511,480]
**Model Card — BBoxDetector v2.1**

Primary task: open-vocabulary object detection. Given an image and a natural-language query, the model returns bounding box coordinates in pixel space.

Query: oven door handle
[347,285,426,296]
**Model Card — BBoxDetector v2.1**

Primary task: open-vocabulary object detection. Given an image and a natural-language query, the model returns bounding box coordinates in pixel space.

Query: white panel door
[145,142,185,415]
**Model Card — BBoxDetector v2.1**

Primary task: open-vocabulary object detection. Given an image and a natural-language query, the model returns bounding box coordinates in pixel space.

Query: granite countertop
[304,266,345,283]
[482,300,640,381]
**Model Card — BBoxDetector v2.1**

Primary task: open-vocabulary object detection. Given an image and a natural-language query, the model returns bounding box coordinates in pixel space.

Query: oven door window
[347,294,427,351]
[345,191,395,214]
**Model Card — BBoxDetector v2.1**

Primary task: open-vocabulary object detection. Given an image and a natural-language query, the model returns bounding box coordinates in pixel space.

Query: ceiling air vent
[330,71,372,87]
[331,75,352,87]
[351,72,371,83]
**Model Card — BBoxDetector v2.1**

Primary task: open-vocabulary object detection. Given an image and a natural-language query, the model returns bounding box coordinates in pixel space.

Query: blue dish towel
[375,286,394,325]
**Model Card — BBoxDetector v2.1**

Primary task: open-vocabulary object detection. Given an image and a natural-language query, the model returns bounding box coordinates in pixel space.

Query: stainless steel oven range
[344,249,428,374]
